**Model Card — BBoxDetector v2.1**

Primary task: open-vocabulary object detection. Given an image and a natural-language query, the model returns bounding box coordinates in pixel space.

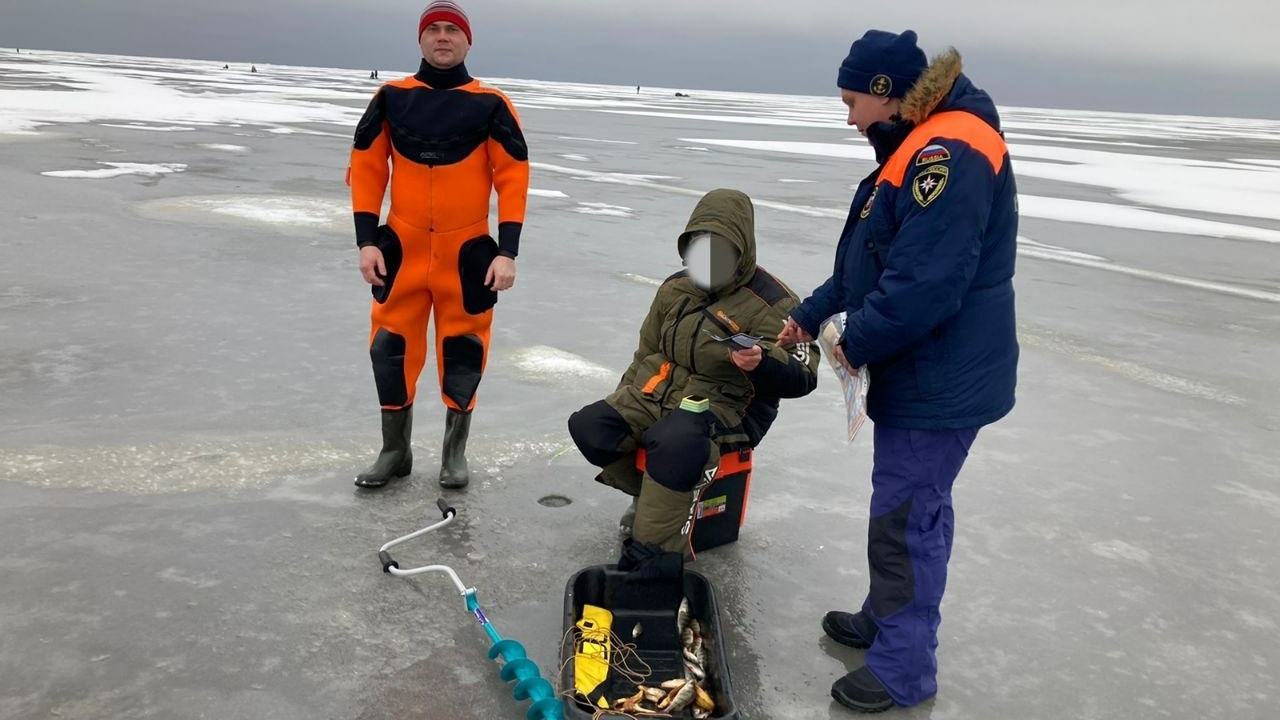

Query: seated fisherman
[568,188,820,561]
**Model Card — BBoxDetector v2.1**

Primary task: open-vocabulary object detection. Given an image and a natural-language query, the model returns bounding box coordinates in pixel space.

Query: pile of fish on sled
[611,598,717,718]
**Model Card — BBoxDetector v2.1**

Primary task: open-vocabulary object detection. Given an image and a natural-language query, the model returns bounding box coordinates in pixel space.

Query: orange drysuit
[347,60,529,412]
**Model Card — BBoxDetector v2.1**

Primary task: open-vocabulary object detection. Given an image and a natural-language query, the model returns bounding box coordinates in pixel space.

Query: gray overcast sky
[4,0,1279,118]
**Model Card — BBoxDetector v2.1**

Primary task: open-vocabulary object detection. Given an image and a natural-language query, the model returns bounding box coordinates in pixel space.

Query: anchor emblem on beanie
[870,74,892,97]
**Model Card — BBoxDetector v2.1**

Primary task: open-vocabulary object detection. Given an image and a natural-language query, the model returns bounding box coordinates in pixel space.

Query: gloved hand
[617,539,683,580]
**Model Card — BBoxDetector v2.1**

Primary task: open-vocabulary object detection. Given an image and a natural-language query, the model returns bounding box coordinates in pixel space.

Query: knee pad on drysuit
[640,409,715,492]
[441,335,484,409]
[370,328,408,408]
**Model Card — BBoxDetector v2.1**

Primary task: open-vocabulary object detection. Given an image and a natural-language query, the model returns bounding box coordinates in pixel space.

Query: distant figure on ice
[568,189,819,565]
[348,1,530,490]
[636,85,640,94]
[250,65,257,73]
[370,69,379,79]
[779,29,1020,714]
[222,64,229,69]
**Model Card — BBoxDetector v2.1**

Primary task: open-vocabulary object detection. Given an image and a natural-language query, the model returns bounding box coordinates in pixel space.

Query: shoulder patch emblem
[915,144,951,166]
[859,186,878,219]
[912,165,949,208]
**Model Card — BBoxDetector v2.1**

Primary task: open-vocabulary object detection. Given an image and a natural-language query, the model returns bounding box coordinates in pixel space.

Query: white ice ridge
[559,153,591,162]
[41,162,186,179]
[528,188,569,199]
[199,143,250,152]
[99,123,195,132]
[0,53,363,135]
[681,137,1280,226]
[510,346,615,383]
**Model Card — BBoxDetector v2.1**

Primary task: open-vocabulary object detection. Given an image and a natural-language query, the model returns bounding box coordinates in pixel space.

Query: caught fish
[681,624,695,650]
[685,660,706,681]
[697,644,707,670]
[693,708,710,719]
[660,678,688,690]
[614,688,646,711]
[695,684,715,711]
[642,686,667,703]
[677,597,691,634]
[683,647,700,665]
[632,621,643,640]
[689,618,702,639]
[661,680,697,713]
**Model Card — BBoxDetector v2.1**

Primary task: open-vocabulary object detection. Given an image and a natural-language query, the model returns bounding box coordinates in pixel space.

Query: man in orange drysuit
[348,1,529,490]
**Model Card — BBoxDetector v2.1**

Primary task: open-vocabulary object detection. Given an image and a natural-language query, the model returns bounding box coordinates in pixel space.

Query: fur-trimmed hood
[867,48,1001,160]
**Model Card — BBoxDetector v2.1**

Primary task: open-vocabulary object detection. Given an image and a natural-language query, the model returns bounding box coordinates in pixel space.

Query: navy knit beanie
[837,29,927,98]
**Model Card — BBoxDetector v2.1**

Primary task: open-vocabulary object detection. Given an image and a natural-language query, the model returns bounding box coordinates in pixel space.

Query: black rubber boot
[831,666,894,713]
[822,610,879,649]
[438,408,471,489]
[354,407,413,488]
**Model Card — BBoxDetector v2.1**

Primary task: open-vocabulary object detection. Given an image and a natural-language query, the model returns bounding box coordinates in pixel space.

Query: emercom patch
[915,144,951,166]
[912,165,949,207]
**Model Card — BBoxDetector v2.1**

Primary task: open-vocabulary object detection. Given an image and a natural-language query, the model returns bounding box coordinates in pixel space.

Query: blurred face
[420,21,470,69]
[682,232,739,291]
[842,89,899,135]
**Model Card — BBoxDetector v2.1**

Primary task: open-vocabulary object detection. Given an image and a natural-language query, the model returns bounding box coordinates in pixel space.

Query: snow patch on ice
[1020,196,1280,245]
[191,197,345,224]
[573,202,634,218]
[42,162,186,179]
[778,178,816,184]
[558,136,637,145]
[0,440,362,494]
[99,123,194,132]
[620,273,664,287]
[559,153,591,162]
[137,195,348,227]
[1231,159,1280,168]
[1090,540,1152,563]
[685,136,1280,224]
[199,143,250,152]
[510,346,615,384]
[1017,237,1108,262]
[528,188,569,199]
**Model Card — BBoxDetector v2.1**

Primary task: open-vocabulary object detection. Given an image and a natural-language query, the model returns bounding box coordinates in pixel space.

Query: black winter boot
[438,408,471,489]
[354,407,413,488]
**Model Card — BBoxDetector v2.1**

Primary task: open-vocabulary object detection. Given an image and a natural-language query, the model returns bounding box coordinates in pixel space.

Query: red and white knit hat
[418,1,472,45]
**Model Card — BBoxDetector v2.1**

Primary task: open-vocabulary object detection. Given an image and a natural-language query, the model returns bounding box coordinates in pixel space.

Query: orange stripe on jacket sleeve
[641,361,673,394]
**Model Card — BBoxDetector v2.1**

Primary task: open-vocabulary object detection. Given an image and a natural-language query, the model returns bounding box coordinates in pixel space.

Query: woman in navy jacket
[779,29,1020,713]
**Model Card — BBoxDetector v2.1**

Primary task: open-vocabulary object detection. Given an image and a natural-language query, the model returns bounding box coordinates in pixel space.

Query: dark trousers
[862,424,979,706]
[567,400,715,493]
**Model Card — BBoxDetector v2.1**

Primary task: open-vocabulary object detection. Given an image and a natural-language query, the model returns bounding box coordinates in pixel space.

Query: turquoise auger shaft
[466,591,564,720]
